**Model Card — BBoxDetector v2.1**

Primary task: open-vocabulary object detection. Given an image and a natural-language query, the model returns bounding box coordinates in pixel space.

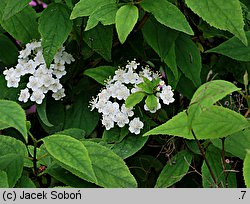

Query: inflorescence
[3,40,75,104]
[89,60,175,135]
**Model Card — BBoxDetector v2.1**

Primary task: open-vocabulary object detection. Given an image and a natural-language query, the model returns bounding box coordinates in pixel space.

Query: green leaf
[102,126,121,143]
[243,150,250,187]
[145,95,158,111]
[0,5,40,43]
[84,66,116,85]
[37,99,54,127]
[0,100,28,142]
[185,0,247,45]
[115,5,139,44]
[211,129,250,160]
[175,34,201,87]
[38,3,73,66]
[3,0,30,20]
[190,80,240,107]
[42,134,97,184]
[188,80,240,128]
[144,106,249,140]
[0,34,18,65]
[0,154,24,187]
[64,91,99,135]
[0,135,28,157]
[142,17,179,79]
[15,174,36,188]
[206,31,250,61]
[85,3,118,31]
[82,140,137,187]
[46,163,97,188]
[103,134,149,159]
[202,145,237,187]
[0,170,9,188]
[155,150,192,187]
[141,0,193,35]
[192,106,249,139]
[70,0,115,19]
[125,92,146,109]
[84,24,113,61]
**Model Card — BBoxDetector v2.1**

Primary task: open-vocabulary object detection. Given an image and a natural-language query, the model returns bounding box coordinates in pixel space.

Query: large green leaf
[64,91,99,135]
[155,150,192,187]
[0,170,9,188]
[0,34,18,65]
[185,0,247,45]
[2,0,30,20]
[104,134,149,159]
[188,80,240,127]
[82,140,137,187]
[0,5,39,43]
[84,66,116,85]
[84,24,113,61]
[0,154,24,187]
[144,106,249,140]
[145,95,158,111]
[70,0,115,19]
[42,134,97,184]
[212,129,250,160]
[142,17,179,78]
[46,162,97,188]
[85,3,118,31]
[125,92,146,109]
[175,34,201,87]
[202,145,237,188]
[141,0,193,35]
[243,150,250,187]
[38,3,72,66]
[115,5,139,44]
[0,100,28,142]
[207,31,250,61]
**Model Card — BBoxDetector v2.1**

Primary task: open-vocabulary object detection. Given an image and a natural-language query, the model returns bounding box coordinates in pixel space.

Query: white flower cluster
[3,40,75,104]
[90,60,175,135]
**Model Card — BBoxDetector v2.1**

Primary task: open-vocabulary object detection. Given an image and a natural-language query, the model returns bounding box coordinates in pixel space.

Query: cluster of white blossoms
[3,40,75,104]
[89,60,175,135]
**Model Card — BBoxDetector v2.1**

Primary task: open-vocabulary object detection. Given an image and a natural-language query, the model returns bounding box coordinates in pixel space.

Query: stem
[77,18,85,59]
[221,137,228,188]
[134,12,150,32]
[190,129,219,187]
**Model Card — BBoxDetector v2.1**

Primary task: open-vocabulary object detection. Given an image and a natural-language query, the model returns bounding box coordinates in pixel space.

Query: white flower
[123,69,139,84]
[3,67,15,80]
[121,104,134,117]
[140,66,152,80]
[30,90,45,104]
[113,69,126,82]
[41,74,55,87]
[129,117,144,135]
[52,69,67,79]
[114,111,129,127]
[159,85,175,105]
[54,63,65,71]
[49,79,63,92]
[102,101,119,117]
[89,97,99,111]
[98,89,111,101]
[18,88,30,103]
[34,51,45,65]
[126,59,140,70]
[61,52,75,64]
[19,47,31,59]
[52,88,65,100]
[6,76,20,88]
[15,64,25,77]
[27,76,43,91]
[24,60,36,74]
[102,115,115,130]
